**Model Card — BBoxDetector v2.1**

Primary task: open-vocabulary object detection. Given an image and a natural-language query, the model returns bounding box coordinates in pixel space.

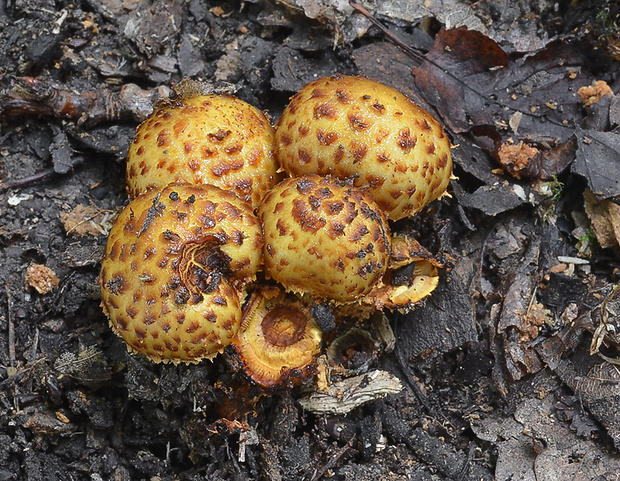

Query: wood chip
[25,263,60,294]
[298,370,402,415]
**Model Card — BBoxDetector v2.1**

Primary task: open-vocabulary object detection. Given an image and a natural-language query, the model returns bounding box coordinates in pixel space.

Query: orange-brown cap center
[261,306,307,347]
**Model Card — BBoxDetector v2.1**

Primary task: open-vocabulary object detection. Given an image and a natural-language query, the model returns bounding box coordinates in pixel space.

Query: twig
[394,342,431,411]
[349,2,424,63]
[392,315,431,411]
[0,150,88,193]
[0,168,57,194]
[309,436,355,481]
[5,286,15,372]
[456,443,477,481]
[3,78,171,127]
[3,0,16,17]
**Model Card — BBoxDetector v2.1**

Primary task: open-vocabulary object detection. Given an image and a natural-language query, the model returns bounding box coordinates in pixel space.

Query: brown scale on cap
[258,174,391,303]
[275,75,453,220]
[99,183,264,363]
[126,94,280,209]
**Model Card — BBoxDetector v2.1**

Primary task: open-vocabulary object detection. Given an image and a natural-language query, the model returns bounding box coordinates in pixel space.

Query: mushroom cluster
[100,75,452,388]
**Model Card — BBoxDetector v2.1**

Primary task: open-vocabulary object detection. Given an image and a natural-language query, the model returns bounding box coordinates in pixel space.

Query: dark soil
[1,1,619,480]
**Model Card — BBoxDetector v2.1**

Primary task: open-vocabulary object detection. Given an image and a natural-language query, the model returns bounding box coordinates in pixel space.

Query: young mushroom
[126,93,280,209]
[377,235,442,309]
[326,327,379,370]
[99,183,263,363]
[275,74,453,220]
[258,174,391,303]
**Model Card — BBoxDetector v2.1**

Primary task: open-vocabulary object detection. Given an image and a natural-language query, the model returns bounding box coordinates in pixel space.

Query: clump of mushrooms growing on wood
[99,75,453,389]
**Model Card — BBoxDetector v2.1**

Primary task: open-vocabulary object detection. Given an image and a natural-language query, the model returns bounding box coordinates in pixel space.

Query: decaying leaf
[584,188,620,254]
[496,139,577,180]
[368,0,486,32]
[352,42,426,104]
[414,27,508,134]
[277,0,352,24]
[54,345,112,386]
[415,29,591,139]
[452,181,529,217]
[278,0,486,41]
[123,0,184,57]
[49,131,79,175]
[536,284,620,450]
[496,269,545,381]
[470,376,620,481]
[414,28,599,180]
[567,356,620,450]
[20,409,75,436]
[590,285,620,356]
[573,127,620,199]
[59,204,115,237]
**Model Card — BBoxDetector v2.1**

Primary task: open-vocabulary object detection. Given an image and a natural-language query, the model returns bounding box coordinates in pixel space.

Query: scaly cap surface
[99,184,263,363]
[275,75,452,220]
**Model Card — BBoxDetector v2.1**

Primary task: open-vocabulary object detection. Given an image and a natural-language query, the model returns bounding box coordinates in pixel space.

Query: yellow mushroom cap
[126,94,280,209]
[99,184,264,363]
[275,75,453,220]
[232,287,323,389]
[258,174,391,303]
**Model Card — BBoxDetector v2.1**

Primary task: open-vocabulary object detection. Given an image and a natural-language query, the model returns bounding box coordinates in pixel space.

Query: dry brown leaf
[59,204,111,237]
[21,409,74,435]
[584,189,620,253]
[521,302,552,342]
